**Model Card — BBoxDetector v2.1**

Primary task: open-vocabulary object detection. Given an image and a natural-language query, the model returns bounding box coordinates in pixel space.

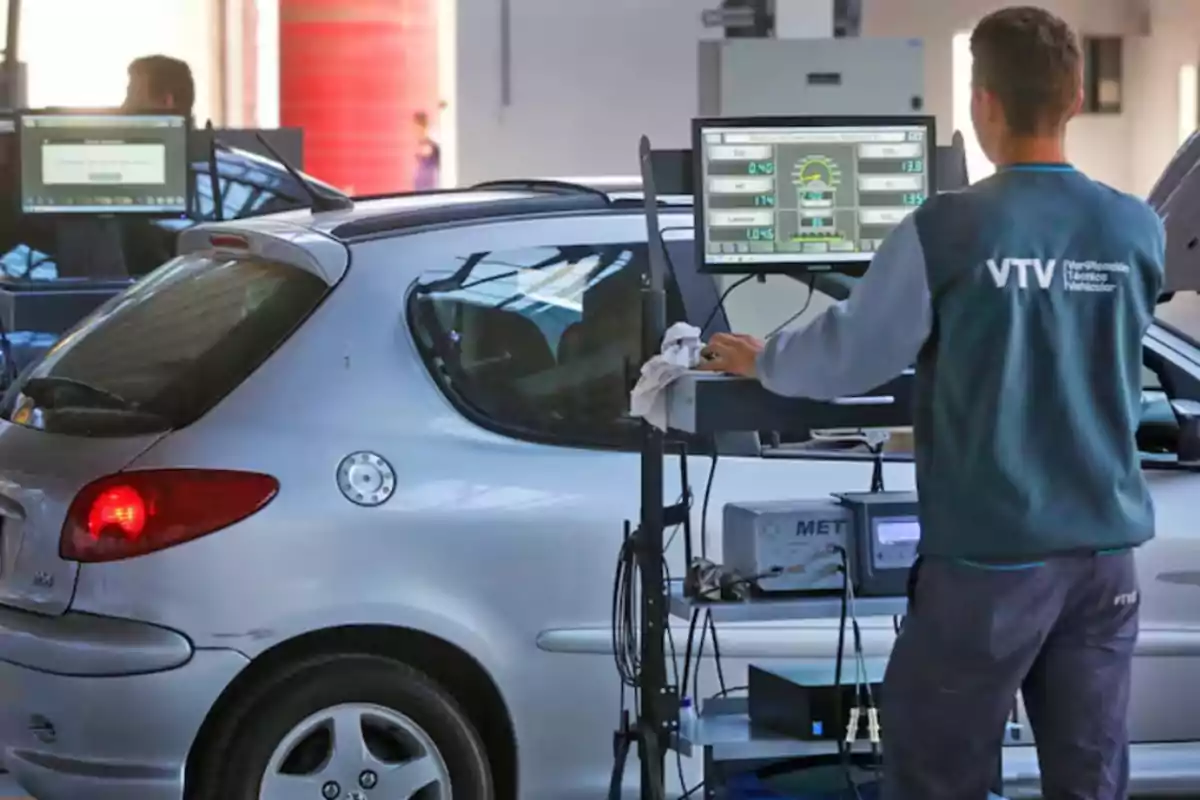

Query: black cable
[612,530,640,691]
[680,609,700,704]
[686,449,724,710]
[764,273,817,338]
[662,557,688,800]
[699,274,754,337]
[833,546,862,800]
[870,441,886,493]
[707,610,728,695]
[700,450,717,560]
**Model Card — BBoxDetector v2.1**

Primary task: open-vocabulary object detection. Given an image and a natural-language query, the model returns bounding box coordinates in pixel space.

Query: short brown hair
[128,55,195,116]
[970,6,1081,136]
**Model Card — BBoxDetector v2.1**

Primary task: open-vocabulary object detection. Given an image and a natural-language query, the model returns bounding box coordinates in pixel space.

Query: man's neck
[995,136,1068,167]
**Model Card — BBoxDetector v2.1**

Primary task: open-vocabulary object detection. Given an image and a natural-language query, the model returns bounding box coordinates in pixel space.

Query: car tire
[198,653,494,800]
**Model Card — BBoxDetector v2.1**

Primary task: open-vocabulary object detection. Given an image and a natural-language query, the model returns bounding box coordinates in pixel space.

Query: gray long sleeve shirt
[755,213,930,401]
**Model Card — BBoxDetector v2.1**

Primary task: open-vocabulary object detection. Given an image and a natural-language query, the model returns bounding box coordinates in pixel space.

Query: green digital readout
[901,159,924,173]
[746,227,775,241]
[753,195,775,207]
[902,193,925,206]
[747,161,776,175]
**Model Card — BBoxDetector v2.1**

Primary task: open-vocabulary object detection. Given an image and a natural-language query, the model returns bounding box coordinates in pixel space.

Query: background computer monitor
[693,115,936,276]
[17,109,189,216]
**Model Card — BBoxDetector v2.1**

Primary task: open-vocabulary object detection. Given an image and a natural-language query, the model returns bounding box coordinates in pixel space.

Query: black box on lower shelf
[747,664,882,742]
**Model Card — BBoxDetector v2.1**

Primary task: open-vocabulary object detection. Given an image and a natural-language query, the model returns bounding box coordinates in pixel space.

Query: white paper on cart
[629,322,704,431]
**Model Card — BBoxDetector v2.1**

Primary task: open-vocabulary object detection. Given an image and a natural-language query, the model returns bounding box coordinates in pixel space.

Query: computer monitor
[693,115,936,276]
[16,109,189,216]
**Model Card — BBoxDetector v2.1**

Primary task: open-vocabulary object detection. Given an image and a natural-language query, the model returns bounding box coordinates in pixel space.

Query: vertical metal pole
[499,0,512,107]
[637,134,669,800]
[4,0,18,69]
[2,0,21,108]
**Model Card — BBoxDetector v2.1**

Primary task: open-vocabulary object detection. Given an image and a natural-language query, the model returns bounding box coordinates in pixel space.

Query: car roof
[239,180,694,242]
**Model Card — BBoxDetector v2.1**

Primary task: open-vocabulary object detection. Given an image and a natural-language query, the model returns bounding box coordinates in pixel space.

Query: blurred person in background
[413,110,441,191]
[123,55,195,120]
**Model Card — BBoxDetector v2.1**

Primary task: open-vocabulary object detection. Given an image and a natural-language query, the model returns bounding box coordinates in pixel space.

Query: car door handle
[830,395,895,406]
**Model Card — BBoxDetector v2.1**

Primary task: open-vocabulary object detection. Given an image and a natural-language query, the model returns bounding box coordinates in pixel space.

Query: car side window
[194,174,296,221]
[409,242,686,449]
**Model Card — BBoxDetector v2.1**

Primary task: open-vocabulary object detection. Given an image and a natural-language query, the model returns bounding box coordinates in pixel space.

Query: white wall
[865,0,1142,188]
[869,0,1199,195]
[454,0,718,184]
[448,0,1199,195]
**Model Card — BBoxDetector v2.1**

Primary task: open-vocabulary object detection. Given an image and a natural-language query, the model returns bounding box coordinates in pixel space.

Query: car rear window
[0,252,327,436]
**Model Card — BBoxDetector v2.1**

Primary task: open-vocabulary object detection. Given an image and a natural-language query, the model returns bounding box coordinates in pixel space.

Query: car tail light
[61,469,279,563]
[209,234,251,250]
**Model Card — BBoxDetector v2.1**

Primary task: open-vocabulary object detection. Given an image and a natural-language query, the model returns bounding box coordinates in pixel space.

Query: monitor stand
[54,218,128,279]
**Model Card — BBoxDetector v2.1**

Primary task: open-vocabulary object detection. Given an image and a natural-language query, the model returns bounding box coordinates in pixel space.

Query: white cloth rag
[629,322,704,431]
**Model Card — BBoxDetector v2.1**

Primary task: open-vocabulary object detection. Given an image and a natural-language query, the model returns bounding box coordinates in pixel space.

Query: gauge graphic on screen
[793,155,841,209]
[792,155,842,239]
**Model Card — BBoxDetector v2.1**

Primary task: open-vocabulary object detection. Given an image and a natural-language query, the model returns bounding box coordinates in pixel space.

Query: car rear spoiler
[1149,132,1200,293]
[178,221,348,285]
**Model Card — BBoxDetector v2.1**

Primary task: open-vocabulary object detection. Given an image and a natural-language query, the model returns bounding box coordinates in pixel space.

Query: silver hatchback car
[2,180,1200,800]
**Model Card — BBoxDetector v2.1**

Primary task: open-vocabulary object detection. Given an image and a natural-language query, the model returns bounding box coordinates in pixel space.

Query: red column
[279,0,439,195]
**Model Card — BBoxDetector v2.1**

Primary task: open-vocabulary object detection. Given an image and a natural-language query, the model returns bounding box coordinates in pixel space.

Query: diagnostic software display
[18,111,189,215]
[694,116,936,274]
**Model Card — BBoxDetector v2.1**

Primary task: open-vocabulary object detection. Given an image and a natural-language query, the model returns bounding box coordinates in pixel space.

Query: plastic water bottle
[678,696,698,743]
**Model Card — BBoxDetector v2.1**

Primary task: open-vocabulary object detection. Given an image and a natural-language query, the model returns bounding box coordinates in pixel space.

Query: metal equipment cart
[617,133,1002,800]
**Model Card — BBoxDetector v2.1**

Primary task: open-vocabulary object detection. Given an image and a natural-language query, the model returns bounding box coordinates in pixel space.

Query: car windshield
[0,252,327,436]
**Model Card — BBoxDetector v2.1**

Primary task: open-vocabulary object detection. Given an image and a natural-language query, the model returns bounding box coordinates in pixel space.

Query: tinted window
[1,254,326,436]
[410,243,685,448]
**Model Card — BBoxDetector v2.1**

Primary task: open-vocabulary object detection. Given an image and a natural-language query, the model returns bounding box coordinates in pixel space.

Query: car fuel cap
[337,452,396,507]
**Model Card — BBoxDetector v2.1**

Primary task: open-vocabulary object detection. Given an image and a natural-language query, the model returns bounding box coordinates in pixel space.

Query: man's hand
[699,333,765,378]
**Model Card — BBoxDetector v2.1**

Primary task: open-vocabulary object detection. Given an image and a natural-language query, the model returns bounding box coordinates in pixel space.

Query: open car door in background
[1151,132,1200,294]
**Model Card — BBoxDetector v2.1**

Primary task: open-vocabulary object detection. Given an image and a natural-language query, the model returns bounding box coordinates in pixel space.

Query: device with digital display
[693,115,936,276]
[721,491,920,597]
[16,109,190,216]
[722,500,852,594]
[837,490,920,596]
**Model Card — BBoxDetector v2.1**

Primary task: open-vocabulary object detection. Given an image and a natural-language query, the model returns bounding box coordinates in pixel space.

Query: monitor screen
[18,111,189,215]
[873,517,921,546]
[693,116,936,275]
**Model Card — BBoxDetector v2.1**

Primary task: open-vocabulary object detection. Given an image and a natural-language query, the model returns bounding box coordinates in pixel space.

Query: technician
[700,6,1163,799]
[123,54,195,120]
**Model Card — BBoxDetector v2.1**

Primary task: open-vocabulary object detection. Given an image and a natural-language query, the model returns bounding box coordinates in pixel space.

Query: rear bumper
[0,604,191,675]
[0,649,248,800]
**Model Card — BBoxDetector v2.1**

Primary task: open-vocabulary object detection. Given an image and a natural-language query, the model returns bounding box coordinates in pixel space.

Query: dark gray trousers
[881,551,1139,800]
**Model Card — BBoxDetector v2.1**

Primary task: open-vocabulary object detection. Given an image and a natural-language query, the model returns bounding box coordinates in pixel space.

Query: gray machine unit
[723,492,921,596]
[698,37,925,118]
[723,499,852,593]
[838,491,921,597]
